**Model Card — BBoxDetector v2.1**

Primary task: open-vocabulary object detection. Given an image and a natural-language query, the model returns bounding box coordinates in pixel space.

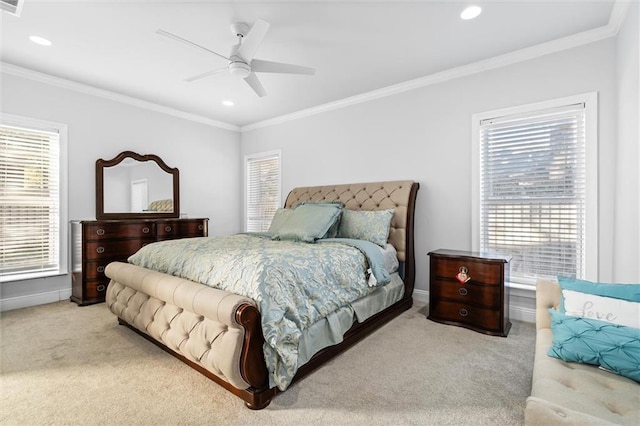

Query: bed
[105,180,419,409]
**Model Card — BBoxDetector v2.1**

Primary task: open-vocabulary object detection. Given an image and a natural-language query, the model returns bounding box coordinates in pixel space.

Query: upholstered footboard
[105,261,274,408]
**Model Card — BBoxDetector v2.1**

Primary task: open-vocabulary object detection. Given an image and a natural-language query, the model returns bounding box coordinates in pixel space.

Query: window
[0,114,68,282]
[245,150,281,232]
[472,93,597,287]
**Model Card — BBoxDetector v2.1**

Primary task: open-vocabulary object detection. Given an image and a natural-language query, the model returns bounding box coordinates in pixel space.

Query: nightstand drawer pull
[165,226,172,232]
[458,287,468,296]
[96,228,105,236]
[459,308,469,317]
[96,247,105,254]
[142,227,150,234]
[198,225,203,230]
[97,266,105,273]
[456,266,471,283]
[97,284,106,292]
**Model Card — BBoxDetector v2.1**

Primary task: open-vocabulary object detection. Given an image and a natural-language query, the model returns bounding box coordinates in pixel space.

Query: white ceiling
[1,1,618,128]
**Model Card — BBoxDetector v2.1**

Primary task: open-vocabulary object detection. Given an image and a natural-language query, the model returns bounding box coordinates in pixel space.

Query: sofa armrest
[535,279,561,331]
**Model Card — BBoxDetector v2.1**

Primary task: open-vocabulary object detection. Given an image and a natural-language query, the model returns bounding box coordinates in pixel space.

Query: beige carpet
[1,301,535,425]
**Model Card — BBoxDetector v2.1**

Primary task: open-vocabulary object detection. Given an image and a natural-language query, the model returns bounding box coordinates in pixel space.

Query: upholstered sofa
[525,279,639,425]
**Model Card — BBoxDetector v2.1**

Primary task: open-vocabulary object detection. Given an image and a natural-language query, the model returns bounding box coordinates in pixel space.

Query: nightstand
[427,249,511,337]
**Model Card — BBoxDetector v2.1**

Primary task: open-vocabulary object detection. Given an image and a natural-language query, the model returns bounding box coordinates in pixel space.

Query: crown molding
[241,20,618,133]
[1,62,240,132]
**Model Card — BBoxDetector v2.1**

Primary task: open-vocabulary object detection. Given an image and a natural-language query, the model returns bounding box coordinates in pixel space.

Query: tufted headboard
[284,181,420,293]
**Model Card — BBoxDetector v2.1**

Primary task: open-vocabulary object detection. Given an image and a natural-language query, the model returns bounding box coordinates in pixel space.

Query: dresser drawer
[83,239,154,260]
[84,260,110,280]
[431,257,503,285]
[84,222,154,240]
[84,279,110,299]
[430,279,501,309]
[156,219,207,240]
[429,300,502,331]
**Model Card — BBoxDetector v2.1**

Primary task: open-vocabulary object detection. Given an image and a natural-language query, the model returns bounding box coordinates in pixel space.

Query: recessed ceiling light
[222,100,234,107]
[460,5,482,20]
[29,35,52,46]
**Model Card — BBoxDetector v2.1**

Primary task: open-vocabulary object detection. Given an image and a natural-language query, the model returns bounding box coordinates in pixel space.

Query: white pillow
[562,289,640,329]
[380,243,399,274]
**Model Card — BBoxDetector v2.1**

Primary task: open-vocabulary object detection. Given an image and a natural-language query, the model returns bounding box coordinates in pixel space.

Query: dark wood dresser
[70,218,208,306]
[428,249,511,337]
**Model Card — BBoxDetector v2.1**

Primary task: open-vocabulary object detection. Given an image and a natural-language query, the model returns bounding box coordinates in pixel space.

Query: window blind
[0,124,61,278]
[479,103,586,283]
[246,152,280,232]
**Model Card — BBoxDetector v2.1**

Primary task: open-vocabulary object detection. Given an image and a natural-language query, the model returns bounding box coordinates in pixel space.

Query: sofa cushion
[547,309,640,382]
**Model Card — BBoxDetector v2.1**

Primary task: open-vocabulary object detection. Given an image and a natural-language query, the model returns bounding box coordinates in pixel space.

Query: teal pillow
[547,309,640,383]
[337,209,394,247]
[267,208,294,234]
[558,276,640,303]
[294,201,344,238]
[272,203,342,242]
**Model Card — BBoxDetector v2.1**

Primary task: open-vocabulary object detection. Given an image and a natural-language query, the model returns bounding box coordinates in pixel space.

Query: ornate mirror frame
[96,151,180,220]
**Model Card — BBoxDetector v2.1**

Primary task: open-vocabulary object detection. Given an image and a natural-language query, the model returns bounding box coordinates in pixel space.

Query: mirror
[96,151,179,219]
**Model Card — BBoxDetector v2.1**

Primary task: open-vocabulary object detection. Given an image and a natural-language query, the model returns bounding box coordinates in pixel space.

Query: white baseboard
[0,289,72,312]
[413,289,429,304]
[411,289,535,323]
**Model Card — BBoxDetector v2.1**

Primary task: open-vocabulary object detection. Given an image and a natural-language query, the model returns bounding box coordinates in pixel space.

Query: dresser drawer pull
[142,227,150,234]
[96,228,105,236]
[97,284,106,292]
[198,224,203,230]
[458,287,468,296]
[96,247,105,254]
[165,226,172,232]
[459,308,469,317]
[97,266,105,273]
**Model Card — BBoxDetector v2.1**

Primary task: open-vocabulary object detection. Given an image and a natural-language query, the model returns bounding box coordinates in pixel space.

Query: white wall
[1,72,241,309]
[241,38,621,321]
[613,2,640,281]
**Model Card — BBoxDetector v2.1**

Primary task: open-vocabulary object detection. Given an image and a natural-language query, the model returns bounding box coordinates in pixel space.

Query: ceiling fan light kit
[157,18,315,97]
[229,61,251,78]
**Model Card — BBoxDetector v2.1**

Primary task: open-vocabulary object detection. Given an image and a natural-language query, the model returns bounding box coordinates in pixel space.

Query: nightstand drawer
[432,258,503,285]
[430,279,501,309]
[429,300,502,331]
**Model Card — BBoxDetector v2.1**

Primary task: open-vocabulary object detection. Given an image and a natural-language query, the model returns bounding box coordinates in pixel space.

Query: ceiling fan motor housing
[230,22,249,38]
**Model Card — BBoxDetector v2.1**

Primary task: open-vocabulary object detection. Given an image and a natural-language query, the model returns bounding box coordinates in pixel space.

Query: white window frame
[471,93,598,288]
[244,150,281,232]
[0,113,69,282]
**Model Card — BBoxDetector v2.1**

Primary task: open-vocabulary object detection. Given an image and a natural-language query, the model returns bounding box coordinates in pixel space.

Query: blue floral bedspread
[127,233,382,390]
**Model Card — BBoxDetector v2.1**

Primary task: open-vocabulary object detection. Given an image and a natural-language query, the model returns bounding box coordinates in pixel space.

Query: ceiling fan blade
[251,59,315,75]
[185,67,227,82]
[236,19,270,62]
[156,29,230,62]
[244,72,266,97]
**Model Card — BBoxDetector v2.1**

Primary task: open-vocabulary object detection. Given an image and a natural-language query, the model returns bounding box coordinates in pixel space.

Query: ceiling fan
[156,19,315,97]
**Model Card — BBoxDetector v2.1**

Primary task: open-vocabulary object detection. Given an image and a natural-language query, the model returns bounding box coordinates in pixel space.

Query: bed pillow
[547,309,640,383]
[272,203,342,243]
[337,209,394,247]
[381,243,399,274]
[558,277,640,328]
[267,208,294,234]
[294,201,344,238]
